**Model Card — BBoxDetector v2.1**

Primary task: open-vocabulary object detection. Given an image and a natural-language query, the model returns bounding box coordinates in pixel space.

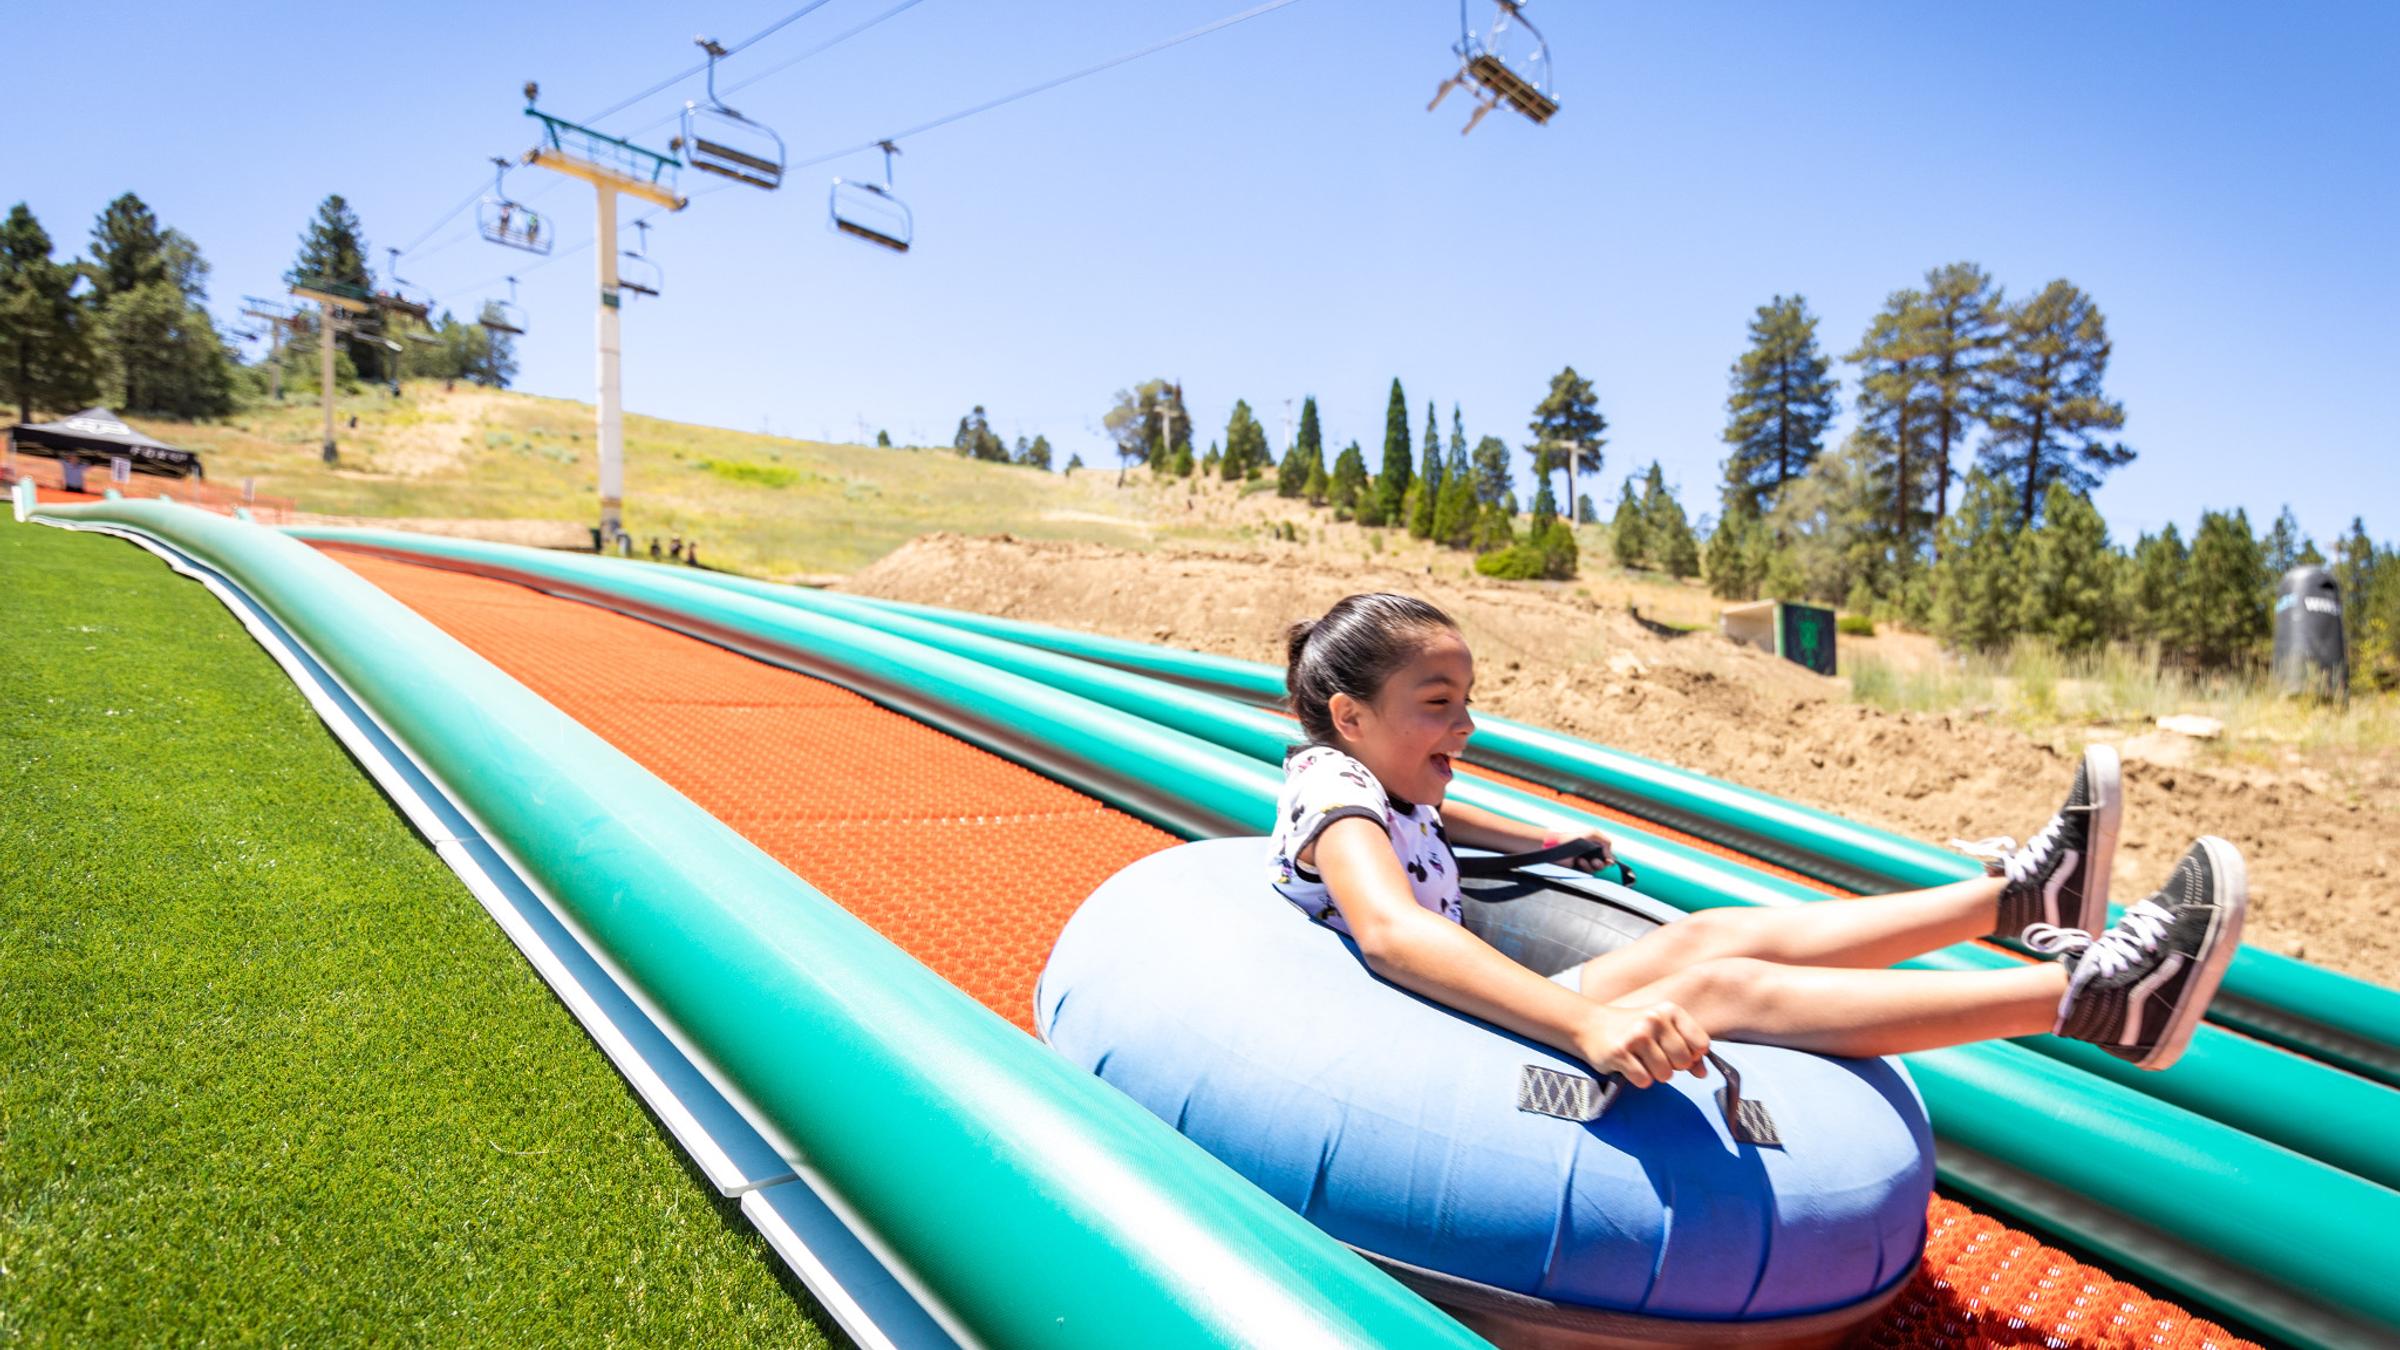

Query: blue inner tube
[1037,838,1933,1337]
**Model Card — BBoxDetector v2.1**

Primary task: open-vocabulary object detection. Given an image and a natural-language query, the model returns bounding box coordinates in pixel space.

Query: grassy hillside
[133,383,1155,578]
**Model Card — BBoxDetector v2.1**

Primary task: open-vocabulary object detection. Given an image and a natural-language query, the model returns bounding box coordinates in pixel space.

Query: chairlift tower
[240,296,302,401]
[289,278,375,463]
[518,82,687,546]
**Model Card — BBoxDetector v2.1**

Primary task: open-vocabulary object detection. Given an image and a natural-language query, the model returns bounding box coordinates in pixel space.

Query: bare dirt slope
[844,533,2400,988]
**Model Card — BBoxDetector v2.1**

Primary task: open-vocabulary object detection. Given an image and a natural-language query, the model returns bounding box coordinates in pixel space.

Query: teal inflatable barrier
[287,527,2400,1349]
[42,503,1485,1350]
[484,544,2399,1196]
[810,589,2400,1089]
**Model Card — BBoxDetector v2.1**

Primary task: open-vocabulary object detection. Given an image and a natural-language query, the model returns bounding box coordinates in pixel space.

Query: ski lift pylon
[479,155,553,254]
[619,220,662,300]
[671,37,785,190]
[829,141,912,254]
[1429,0,1558,134]
[480,276,527,337]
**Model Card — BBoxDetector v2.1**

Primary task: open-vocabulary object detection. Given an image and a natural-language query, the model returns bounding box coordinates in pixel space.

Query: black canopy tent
[6,408,203,479]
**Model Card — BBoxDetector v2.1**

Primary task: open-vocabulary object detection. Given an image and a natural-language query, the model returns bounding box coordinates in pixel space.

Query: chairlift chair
[480,277,528,337]
[478,155,553,254]
[1429,0,1558,134]
[619,219,663,300]
[376,247,435,325]
[672,37,786,190]
[828,141,912,254]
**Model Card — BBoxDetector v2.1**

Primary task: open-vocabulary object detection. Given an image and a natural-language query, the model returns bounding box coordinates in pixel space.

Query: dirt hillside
[844,533,2400,989]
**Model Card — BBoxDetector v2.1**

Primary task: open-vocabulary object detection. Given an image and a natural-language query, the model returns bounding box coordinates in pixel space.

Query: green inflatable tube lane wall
[287,526,2400,1349]
[44,503,1485,1350]
[812,587,2400,1087]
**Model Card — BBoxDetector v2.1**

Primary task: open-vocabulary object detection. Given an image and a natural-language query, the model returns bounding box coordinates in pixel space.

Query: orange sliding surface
[327,548,2257,1350]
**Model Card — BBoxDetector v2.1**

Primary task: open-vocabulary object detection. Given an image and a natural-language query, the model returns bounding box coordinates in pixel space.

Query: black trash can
[2272,566,2346,698]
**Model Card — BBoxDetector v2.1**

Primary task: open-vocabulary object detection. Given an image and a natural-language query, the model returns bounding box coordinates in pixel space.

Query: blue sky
[8,1,2395,547]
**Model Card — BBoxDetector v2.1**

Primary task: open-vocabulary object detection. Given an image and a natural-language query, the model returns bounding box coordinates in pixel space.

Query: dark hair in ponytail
[1284,593,1461,748]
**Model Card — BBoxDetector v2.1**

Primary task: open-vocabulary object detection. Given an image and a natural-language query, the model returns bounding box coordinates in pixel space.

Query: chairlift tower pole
[291,283,373,464]
[518,85,686,548]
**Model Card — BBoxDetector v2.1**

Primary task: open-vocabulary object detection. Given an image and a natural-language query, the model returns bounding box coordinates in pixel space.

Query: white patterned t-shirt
[1269,745,1462,934]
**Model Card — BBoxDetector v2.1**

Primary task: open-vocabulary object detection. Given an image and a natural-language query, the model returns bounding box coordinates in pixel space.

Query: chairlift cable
[790,0,1309,172]
[620,0,936,141]
[581,0,843,126]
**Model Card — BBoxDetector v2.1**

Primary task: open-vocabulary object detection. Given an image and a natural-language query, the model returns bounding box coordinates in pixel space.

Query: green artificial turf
[0,520,845,1347]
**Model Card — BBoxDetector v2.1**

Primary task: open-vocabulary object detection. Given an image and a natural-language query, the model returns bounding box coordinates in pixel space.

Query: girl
[1271,593,2247,1087]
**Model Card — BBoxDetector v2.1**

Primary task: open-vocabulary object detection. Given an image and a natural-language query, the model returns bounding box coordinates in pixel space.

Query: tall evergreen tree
[1639,463,1700,580]
[1222,399,1268,482]
[1329,440,1369,520]
[2127,526,2192,658]
[1471,435,1511,505]
[1372,378,1412,526]
[285,194,387,383]
[1527,366,1606,514]
[2333,518,2378,617]
[1704,505,1769,601]
[1411,401,1444,538]
[1448,404,1468,476]
[1279,394,1322,497]
[2261,505,2318,576]
[89,193,169,298]
[1432,461,1475,548]
[1920,262,2004,537]
[1847,287,1941,568]
[1305,453,1331,507]
[2184,508,2270,668]
[1930,471,2022,651]
[1610,478,1646,568]
[952,405,1007,461]
[2016,482,2115,651]
[1979,280,2132,526]
[1017,433,1054,470]
[1721,294,1837,517]
[0,203,98,420]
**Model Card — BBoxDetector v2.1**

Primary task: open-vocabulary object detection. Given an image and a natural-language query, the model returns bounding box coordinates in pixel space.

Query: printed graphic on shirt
[1269,745,1463,933]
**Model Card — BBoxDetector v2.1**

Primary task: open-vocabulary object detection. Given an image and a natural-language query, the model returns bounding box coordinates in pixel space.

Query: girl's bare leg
[1611,956,2063,1059]
[1566,875,2007,1004]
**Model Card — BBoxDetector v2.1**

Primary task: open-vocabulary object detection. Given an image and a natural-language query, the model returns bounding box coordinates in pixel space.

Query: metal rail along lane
[38,503,1486,1350]
[288,526,2400,1350]
[789,586,2400,1089]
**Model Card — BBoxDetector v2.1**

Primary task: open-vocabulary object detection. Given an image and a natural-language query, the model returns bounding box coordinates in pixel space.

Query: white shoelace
[2024,898,2173,979]
[1950,812,2067,888]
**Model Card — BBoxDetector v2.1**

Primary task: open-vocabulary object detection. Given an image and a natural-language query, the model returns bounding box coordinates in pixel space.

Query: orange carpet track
[325,547,2258,1350]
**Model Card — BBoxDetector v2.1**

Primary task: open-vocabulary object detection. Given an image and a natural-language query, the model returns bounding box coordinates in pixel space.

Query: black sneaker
[2028,836,2247,1071]
[1954,744,2121,941]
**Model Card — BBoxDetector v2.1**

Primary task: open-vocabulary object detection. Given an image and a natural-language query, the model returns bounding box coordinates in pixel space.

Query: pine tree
[1528,366,1606,514]
[1223,399,1268,482]
[1704,506,1769,601]
[952,405,1007,461]
[2016,482,2114,651]
[1930,471,2022,651]
[1329,440,1369,520]
[1374,378,1412,526]
[285,194,388,384]
[1411,401,1443,538]
[1064,451,1085,475]
[1610,478,1647,568]
[1920,262,2004,538]
[2261,505,2316,578]
[89,193,169,298]
[1847,287,1941,568]
[1980,280,2132,526]
[1279,394,1322,497]
[1722,294,1838,517]
[1305,453,1331,507]
[2333,518,2377,617]
[1472,500,1515,552]
[2184,508,2270,669]
[1641,463,1700,580]
[875,429,892,447]
[1432,461,1475,548]
[1018,433,1054,470]
[1532,476,1559,525]
[1471,435,1511,505]
[0,203,99,420]
[2127,527,2191,660]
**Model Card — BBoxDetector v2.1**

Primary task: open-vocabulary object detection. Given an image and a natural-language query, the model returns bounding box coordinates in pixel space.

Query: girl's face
[1328,628,1477,804]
